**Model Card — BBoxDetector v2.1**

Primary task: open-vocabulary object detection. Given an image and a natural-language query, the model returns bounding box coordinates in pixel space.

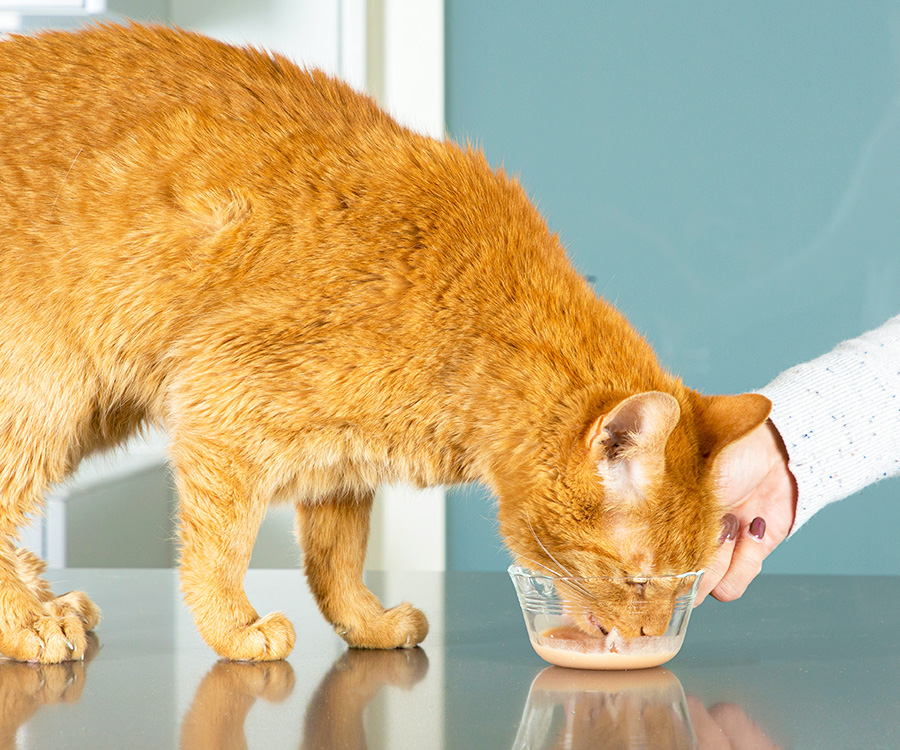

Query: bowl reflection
[513,667,784,750]
[513,666,696,750]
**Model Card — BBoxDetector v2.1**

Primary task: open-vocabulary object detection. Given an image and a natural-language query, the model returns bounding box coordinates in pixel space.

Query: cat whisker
[516,556,594,601]
[516,554,564,578]
[524,509,573,577]
[51,146,83,209]
[523,510,595,600]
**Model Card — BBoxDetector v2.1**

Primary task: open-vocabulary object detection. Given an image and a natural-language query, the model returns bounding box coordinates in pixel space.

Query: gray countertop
[4,569,898,749]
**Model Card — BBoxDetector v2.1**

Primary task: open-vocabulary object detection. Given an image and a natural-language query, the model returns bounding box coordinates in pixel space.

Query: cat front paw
[0,591,100,664]
[2,615,88,663]
[47,591,101,631]
[336,602,429,650]
[214,612,296,662]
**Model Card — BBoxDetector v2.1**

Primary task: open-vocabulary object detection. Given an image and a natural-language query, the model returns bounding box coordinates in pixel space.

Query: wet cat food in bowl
[508,565,703,670]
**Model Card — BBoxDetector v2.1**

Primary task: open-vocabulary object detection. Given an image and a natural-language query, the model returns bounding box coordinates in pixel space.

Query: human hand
[695,420,797,606]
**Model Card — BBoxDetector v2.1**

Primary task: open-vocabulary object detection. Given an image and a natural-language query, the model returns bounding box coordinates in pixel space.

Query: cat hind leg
[296,490,429,650]
[175,442,296,661]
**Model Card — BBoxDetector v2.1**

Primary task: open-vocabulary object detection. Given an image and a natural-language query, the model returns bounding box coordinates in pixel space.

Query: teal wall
[445,2,900,573]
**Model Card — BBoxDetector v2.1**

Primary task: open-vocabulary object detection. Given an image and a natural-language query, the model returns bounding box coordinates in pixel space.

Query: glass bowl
[508,565,703,670]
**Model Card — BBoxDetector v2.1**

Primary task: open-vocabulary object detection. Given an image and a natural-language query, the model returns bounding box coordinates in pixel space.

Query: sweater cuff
[759,315,900,535]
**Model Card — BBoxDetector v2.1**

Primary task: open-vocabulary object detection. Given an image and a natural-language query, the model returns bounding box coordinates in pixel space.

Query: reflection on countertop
[514,667,696,749]
[1,571,897,748]
[179,660,296,749]
[0,634,99,748]
[514,666,781,750]
[182,648,428,749]
[1,640,783,750]
[686,696,781,750]
[300,649,429,749]
[1,641,430,750]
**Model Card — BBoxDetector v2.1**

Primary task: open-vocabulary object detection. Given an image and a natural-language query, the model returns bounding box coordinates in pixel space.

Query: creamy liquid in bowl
[531,626,680,670]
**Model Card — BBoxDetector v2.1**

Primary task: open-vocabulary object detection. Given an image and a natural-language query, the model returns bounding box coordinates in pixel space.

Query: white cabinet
[0,0,104,9]
[0,0,104,31]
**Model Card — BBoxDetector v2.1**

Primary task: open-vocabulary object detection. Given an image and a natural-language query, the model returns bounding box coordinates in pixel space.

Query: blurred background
[6,1,900,577]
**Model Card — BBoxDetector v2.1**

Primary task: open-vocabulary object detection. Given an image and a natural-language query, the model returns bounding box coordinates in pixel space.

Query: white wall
[362,0,446,572]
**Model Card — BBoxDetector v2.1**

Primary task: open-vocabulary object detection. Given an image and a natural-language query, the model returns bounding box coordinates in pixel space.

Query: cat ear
[586,391,681,498]
[695,393,772,461]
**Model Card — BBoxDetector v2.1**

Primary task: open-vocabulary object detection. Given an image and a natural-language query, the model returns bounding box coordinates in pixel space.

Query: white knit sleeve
[758,314,900,535]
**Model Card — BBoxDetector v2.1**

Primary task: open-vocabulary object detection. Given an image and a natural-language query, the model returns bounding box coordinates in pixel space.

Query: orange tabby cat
[0,23,770,663]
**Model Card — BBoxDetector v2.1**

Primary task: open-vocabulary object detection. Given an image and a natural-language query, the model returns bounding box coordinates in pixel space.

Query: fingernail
[749,516,767,540]
[719,513,739,543]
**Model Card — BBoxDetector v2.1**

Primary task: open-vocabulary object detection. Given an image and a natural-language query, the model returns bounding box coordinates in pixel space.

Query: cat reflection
[180,660,296,750]
[179,648,428,749]
[0,633,98,748]
[303,648,429,749]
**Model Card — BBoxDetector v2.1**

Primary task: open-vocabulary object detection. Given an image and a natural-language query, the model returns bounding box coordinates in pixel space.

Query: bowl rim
[507,564,704,584]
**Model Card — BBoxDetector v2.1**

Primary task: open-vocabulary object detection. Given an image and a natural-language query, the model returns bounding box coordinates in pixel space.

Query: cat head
[500,390,771,637]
